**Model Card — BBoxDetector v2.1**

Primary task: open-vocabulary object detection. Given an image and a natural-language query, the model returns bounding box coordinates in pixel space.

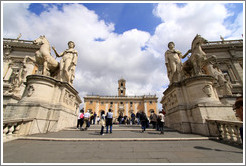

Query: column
[144,101,147,116]
[84,102,87,112]
[3,64,13,81]
[233,62,243,83]
[156,101,158,114]
[125,103,129,116]
[134,102,138,114]
[114,103,118,118]
[105,103,108,113]
[96,101,99,115]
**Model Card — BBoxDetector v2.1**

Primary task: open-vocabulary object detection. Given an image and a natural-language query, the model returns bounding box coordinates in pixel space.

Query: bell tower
[118,78,126,96]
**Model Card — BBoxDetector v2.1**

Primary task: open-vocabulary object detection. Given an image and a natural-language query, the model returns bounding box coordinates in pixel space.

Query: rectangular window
[90,101,93,104]
[150,101,152,104]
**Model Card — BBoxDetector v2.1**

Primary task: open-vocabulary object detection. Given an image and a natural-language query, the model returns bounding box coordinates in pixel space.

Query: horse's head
[191,34,208,50]
[33,35,46,45]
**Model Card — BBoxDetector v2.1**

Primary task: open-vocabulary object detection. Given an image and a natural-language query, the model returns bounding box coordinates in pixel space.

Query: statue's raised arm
[53,41,78,85]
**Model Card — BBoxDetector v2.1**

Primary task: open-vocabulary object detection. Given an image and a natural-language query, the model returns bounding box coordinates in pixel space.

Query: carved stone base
[161,75,237,136]
[3,75,82,135]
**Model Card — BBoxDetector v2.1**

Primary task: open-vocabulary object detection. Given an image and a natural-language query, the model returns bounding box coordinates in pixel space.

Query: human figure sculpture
[52,41,78,85]
[224,73,233,95]
[165,42,190,84]
[5,63,27,95]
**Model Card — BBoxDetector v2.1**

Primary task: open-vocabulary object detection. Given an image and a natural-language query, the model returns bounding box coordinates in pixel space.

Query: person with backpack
[106,109,113,134]
[158,111,165,134]
[140,111,148,133]
[100,110,106,135]
[77,109,84,130]
[77,109,82,129]
[82,110,90,131]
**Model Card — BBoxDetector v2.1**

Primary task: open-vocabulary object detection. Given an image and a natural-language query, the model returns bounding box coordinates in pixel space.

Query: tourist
[150,110,158,130]
[100,110,106,135]
[158,111,165,134]
[77,109,83,129]
[118,114,123,124]
[82,110,90,131]
[93,112,97,125]
[131,112,135,125]
[140,111,148,133]
[233,96,243,141]
[106,109,113,134]
[136,111,140,125]
[97,116,100,125]
[90,112,94,125]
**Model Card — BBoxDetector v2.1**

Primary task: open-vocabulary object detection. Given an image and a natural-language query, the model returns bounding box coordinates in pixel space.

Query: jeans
[141,121,146,131]
[106,125,112,133]
[100,126,104,135]
[159,122,164,134]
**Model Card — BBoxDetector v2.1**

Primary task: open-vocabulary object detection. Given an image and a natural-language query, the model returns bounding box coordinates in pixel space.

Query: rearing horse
[183,34,208,76]
[33,35,59,76]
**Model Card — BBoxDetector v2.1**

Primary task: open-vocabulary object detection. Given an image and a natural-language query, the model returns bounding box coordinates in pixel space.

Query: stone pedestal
[3,75,82,135]
[161,75,237,136]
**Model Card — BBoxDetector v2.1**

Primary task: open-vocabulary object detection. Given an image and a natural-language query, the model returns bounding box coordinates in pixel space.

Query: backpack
[80,113,84,119]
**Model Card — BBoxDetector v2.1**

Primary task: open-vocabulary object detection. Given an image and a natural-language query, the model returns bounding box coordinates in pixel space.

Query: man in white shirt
[106,109,113,134]
[82,110,91,131]
[158,111,165,134]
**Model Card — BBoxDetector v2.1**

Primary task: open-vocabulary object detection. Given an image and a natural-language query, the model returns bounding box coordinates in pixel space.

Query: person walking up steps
[106,109,113,134]
[140,111,148,133]
[158,111,165,134]
[100,110,106,135]
[82,110,90,131]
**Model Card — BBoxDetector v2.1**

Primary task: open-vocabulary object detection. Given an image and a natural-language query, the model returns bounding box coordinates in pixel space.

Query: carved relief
[202,85,212,97]
[27,85,35,97]
[63,90,75,106]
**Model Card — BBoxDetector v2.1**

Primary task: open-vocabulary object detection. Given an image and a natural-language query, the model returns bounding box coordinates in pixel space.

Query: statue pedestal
[161,75,237,136]
[3,75,82,135]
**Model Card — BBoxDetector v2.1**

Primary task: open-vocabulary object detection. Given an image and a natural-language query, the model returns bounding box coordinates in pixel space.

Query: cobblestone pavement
[3,125,243,164]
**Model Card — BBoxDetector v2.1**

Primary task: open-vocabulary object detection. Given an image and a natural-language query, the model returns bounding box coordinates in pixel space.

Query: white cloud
[2,2,243,109]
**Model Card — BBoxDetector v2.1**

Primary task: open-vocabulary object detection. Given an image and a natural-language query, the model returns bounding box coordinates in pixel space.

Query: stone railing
[202,39,243,46]
[206,119,242,144]
[3,118,34,140]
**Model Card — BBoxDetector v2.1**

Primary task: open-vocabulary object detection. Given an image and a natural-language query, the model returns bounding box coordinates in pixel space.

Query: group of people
[139,110,165,134]
[99,109,114,135]
[77,109,165,135]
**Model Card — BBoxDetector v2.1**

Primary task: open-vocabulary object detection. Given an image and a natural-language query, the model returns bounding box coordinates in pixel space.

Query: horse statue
[32,35,59,76]
[182,34,208,77]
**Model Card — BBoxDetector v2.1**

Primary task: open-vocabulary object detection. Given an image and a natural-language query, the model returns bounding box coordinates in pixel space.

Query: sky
[1,1,244,109]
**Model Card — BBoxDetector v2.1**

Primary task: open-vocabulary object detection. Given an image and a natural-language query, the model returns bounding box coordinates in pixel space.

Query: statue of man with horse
[24,35,78,85]
[165,34,217,85]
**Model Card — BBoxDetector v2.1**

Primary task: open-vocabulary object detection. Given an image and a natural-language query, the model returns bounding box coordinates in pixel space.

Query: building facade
[84,79,158,121]
[201,39,243,96]
[3,38,38,105]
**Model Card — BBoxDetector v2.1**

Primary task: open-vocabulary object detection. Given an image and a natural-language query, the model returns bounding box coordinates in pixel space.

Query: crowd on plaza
[76,108,166,135]
[76,96,243,142]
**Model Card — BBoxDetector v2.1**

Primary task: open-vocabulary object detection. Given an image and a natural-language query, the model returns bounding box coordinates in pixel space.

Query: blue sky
[28,3,162,35]
[2,2,244,109]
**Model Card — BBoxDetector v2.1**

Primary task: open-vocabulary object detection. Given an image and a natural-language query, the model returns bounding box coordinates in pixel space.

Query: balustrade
[206,119,242,144]
[3,118,34,140]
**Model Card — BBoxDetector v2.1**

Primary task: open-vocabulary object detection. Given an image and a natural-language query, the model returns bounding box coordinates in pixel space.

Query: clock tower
[118,78,126,96]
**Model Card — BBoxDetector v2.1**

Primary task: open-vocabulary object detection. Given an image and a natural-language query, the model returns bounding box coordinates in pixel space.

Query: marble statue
[182,34,208,77]
[52,41,78,85]
[5,63,27,95]
[25,35,59,76]
[165,42,190,83]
